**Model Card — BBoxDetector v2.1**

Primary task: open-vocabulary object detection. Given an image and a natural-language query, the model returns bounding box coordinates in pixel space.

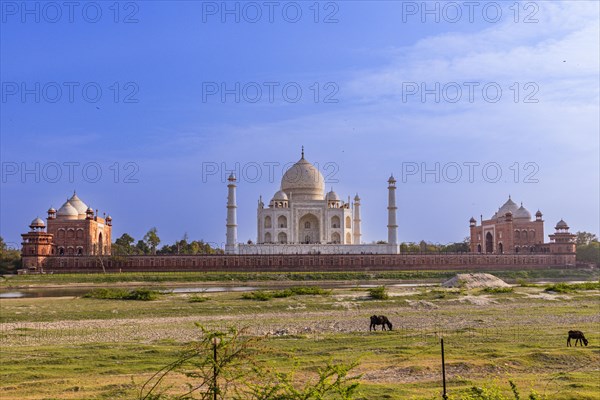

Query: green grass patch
[82,288,159,301]
[482,287,514,294]
[242,286,331,301]
[188,294,210,303]
[544,282,600,293]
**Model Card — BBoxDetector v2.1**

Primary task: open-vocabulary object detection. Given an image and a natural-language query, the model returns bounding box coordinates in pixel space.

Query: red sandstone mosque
[468,196,576,255]
[20,192,112,269]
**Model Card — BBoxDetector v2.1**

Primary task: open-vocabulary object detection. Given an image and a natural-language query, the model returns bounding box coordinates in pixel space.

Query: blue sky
[1,1,599,249]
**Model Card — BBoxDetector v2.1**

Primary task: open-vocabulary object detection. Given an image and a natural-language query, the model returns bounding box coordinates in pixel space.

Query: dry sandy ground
[2,297,598,347]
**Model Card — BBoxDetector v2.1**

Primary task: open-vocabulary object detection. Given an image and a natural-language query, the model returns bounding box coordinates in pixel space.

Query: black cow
[370,315,393,331]
[567,330,588,347]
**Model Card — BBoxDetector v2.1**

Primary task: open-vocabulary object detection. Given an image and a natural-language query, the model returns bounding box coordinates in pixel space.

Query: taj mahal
[19,148,577,273]
[226,148,401,255]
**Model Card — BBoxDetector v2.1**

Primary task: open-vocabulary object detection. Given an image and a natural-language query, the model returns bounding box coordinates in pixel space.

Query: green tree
[0,236,21,274]
[575,231,598,246]
[576,241,599,265]
[113,233,135,255]
[135,239,150,255]
[144,228,161,255]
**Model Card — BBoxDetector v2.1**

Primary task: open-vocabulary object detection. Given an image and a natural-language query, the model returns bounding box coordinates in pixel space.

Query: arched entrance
[498,242,503,254]
[485,232,493,253]
[299,213,320,244]
[331,232,341,244]
[278,232,287,244]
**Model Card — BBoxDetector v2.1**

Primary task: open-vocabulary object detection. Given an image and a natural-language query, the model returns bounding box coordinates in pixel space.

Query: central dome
[281,151,325,201]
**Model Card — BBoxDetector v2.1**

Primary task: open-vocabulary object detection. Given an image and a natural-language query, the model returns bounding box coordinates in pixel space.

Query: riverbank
[1,267,597,289]
[1,283,598,399]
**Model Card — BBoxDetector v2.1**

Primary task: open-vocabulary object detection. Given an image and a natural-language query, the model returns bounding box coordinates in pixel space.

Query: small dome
[272,190,288,201]
[57,201,78,218]
[469,216,476,222]
[536,210,543,217]
[47,207,56,213]
[86,207,94,213]
[513,205,531,220]
[30,217,45,227]
[555,219,569,230]
[68,192,88,214]
[354,194,361,201]
[326,190,340,201]
[106,215,112,220]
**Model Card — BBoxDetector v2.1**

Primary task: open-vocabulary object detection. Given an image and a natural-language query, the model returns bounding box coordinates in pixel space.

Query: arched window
[67,229,75,239]
[264,216,272,229]
[346,216,351,227]
[515,230,520,241]
[305,235,311,243]
[530,230,535,240]
[331,216,340,229]
[498,243,503,254]
[58,229,65,239]
[305,221,311,229]
[345,232,352,244]
[522,231,528,242]
[59,247,64,255]
[278,215,287,228]
[265,232,272,243]
[76,229,84,238]
[477,244,482,253]
[278,232,287,244]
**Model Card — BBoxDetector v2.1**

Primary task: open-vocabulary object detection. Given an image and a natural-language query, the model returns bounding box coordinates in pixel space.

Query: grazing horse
[567,330,588,347]
[370,315,393,331]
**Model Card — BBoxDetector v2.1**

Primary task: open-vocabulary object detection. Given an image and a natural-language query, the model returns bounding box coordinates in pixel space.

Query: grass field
[1,277,599,399]
[1,268,597,287]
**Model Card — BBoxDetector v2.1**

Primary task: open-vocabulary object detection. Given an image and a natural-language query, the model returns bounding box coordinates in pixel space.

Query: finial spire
[301,146,304,159]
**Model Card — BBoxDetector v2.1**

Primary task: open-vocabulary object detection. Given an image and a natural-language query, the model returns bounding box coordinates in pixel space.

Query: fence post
[441,338,448,400]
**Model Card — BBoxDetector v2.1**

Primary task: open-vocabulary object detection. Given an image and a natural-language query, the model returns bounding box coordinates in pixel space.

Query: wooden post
[441,338,447,400]
[213,337,218,400]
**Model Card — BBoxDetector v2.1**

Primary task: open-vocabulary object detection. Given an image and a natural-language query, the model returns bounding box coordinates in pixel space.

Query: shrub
[189,295,209,303]
[83,288,159,301]
[368,286,389,300]
[242,286,330,301]
[126,289,159,301]
[544,282,600,293]
[242,291,273,301]
[482,287,514,294]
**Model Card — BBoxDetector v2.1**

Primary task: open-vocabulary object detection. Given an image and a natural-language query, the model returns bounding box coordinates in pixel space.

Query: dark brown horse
[370,315,393,331]
[567,330,588,347]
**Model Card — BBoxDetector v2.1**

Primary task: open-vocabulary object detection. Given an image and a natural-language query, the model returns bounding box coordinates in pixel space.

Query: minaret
[225,173,238,254]
[353,194,361,244]
[387,175,398,245]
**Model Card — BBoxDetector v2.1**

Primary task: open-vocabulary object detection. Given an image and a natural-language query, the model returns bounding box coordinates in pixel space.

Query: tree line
[112,228,223,256]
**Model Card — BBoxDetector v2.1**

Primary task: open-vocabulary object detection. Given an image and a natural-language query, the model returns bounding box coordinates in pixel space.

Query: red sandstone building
[469,196,575,255]
[21,192,112,271]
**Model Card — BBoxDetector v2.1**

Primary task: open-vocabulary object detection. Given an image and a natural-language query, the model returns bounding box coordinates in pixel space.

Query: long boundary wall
[39,253,577,273]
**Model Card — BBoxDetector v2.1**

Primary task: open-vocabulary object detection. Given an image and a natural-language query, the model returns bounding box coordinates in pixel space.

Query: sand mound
[442,273,510,289]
